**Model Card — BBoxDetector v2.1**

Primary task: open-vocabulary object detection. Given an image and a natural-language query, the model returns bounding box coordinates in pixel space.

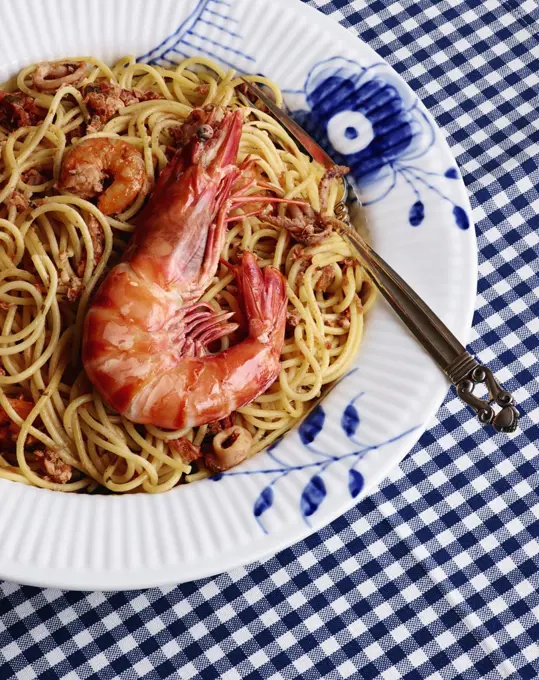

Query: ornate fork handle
[449,358,519,433]
[336,201,519,434]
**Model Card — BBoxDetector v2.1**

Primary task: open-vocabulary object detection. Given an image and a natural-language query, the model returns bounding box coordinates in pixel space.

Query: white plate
[0,0,476,590]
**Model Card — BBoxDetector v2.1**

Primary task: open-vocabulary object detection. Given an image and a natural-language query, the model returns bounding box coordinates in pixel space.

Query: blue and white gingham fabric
[2,1,539,678]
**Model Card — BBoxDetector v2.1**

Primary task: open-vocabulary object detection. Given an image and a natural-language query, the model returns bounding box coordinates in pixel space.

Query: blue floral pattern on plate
[211,371,418,534]
[137,0,254,72]
[287,57,469,229]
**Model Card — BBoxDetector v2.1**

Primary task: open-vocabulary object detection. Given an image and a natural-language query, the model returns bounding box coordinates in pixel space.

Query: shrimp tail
[236,251,287,346]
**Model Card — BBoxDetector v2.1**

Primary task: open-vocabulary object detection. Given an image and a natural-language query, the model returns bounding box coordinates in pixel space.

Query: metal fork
[240,78,519,433]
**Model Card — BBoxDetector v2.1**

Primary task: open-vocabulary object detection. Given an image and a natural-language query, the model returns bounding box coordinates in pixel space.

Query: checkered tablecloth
[2,1,539,678]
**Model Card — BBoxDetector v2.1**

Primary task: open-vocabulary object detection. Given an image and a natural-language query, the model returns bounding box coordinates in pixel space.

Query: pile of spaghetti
[0,56,374,493]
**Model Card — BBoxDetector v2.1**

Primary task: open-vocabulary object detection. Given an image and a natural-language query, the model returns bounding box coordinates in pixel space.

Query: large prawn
[82,107,290,429]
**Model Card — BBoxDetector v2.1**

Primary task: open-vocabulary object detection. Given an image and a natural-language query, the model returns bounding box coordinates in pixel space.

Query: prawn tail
[238,251,287,345]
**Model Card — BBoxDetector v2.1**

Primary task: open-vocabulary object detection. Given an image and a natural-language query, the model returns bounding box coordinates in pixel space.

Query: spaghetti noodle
[0,56,374,493]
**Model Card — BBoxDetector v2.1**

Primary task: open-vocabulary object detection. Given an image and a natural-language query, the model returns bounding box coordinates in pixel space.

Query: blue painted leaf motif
[254,487,274,518]
[444,167,459,179]
[267,437,283,453]
[348,469,364,498]
[409,200,424,227]
[300,475,327,518]
[453,205,469,230]
[299,404,325,445]
[341,402,360,437]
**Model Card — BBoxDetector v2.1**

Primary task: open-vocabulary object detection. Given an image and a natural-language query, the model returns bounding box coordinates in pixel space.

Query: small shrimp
[32,61,88,92]
[83,106,289,429]
[58,138,146,215]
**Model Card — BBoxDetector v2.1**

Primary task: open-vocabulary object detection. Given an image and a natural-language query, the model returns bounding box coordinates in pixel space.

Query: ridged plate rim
[0,0,477,590]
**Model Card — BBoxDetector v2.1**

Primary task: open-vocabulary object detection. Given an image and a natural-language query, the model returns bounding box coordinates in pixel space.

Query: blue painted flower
[288,57,469,228]
[289,58,432,200]
[308,70,412,178]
